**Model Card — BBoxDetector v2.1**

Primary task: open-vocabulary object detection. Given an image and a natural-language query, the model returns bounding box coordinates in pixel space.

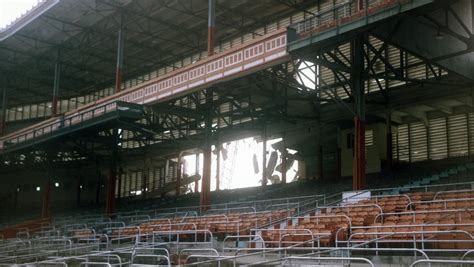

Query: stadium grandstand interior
[1,0,474,266]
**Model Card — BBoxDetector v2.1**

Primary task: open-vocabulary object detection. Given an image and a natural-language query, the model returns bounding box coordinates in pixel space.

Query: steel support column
[105,132,118,216]
[318,144,324,179]
[41,179,51,219]
[176,153,182,196]
[200,92,213,210]
[315,125,323,180]
[195,153,200,192]
[117,167,122,200]
[207,0,216,56]
[386,110,393,171]
[352,35,366,191]
[0,77,6,136]
[77,179,82,208]
[262,126,268,186]
[281,133,287,184]
[115,13,124,93]
[337,126,342,178]
[51,49,60,117]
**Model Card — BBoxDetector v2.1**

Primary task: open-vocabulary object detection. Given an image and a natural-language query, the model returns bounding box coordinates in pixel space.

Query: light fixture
[79,185,83,189]
[36,186,41,192]
[16,187,20,192]
[54,182,59,188]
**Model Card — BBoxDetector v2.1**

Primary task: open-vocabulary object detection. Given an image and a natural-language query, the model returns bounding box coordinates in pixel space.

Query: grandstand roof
[0,0,315,107]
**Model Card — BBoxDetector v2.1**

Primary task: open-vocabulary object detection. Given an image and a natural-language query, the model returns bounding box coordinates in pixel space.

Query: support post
[176,153,182,197]
[352,35,366,191]
[95,172,101,205]
[115,13,124,93]
[200,91,213,210]
[386,109,393,171]
[105,132,118,216]
[262,126,268,186]
[216,144,221,191]
[195,153,200,192]
[281,134,287,184]
[318,144,324,179]
[142,170,147,199]
[77,178,82,208]
[0,77,6,136]
[41,179,51,219]
[207,0,216,56]
[337,126,342,178]
[315,125,323,180]
[117,167,122,201]
[51,49,60,117]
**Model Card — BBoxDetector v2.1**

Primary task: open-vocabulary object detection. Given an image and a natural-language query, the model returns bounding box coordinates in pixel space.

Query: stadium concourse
[1,0,474,266]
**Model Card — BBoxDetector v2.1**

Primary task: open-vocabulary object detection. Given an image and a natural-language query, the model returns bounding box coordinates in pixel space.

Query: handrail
[185,255,233,265]
[434,188,474,200]
[406,197,474,210]
[282,256,375,267]
[374,208,474,224]
[289,1,353,33]
[347,229,474,249]
[133,247,170,258]
[289,214,353,230]
[411,259,474,266]
[146,194,325,216]
[206,206,256,215]
[187,234,327,266]
[223,234,266,251]
[321,203,383,217]
[79,263,111,267]
[462,250,474,260]
[86,253,122,266]
[180,248,219,259]
[151,229,214,243]
[131,254,170,267]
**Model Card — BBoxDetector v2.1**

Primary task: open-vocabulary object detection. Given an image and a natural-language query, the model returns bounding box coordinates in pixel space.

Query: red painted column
[41,180,51,219]
[352,34,365,190]
[207,0,216,56]
[352,116,366,190]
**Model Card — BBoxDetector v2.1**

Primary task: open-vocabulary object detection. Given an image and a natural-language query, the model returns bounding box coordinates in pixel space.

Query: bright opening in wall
[182,136,299,192]
[36,186,40,192]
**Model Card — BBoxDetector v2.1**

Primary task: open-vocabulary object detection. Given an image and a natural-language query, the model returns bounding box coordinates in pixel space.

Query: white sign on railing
[342,190,371,204]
